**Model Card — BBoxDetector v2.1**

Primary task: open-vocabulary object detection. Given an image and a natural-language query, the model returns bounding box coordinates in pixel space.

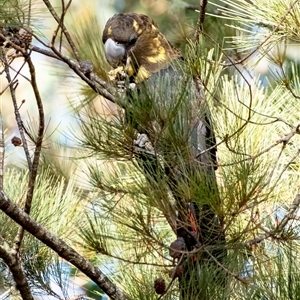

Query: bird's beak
[104,38,125,67]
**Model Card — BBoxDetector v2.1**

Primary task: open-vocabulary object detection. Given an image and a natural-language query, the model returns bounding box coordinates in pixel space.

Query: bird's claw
[134,133,154,152]
[134,133,149,148]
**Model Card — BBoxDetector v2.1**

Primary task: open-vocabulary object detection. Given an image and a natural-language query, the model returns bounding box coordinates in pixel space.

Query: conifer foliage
[0,0,299,299]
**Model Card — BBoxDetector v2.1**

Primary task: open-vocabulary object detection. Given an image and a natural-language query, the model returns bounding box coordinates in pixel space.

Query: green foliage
[68,11,109,80]
[66,11,111,109]
[210,0,300,59]
[0,0,29,26]
[0,167,87,297]
[0,0,45,29]
[74,28,300,297]
[1,0,300,299]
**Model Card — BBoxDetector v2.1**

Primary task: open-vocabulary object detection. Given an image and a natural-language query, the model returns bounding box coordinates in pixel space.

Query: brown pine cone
[11,136,22,147]
[18,27,32,45]
[154,277,166,295]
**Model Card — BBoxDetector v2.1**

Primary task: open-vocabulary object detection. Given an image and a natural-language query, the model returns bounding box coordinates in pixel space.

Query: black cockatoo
[102,13,226,298]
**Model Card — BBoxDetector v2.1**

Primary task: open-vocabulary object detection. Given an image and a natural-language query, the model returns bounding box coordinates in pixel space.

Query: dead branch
[246,192,300,247]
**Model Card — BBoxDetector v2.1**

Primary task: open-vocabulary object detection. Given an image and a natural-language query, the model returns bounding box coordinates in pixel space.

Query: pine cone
[11,136,22,147]
[18,27,32,45]
[169,237,186,259]
[154,277,166,295]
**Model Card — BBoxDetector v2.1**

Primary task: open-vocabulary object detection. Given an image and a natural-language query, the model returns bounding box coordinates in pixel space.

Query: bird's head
[102,13,180,83]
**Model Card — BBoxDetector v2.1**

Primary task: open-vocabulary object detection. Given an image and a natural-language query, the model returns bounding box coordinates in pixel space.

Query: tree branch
[0,31,116,105]
[0,246,34,300]
[0,191,129,300]
[194,0,208,41]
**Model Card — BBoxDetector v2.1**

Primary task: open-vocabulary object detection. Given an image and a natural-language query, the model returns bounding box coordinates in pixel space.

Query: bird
[102,13,180,83]
[102,12,226,298]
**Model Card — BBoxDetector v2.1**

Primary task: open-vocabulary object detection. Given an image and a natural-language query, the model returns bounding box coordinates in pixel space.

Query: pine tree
[0,0,299,299]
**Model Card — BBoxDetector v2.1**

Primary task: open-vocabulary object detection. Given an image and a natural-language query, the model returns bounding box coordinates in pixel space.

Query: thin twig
[42,0,81,62]
[0,30,116,104]
[24,53,45,214]
[204,248,248,284]
[246,192,300,246]
[194,0,208,41]
[59,0,73,52]
[280,65,300,99]
[30,44,117,102]
[29,45,60,59]
[49,46,116,102]
[0,51,32,170]
[13,53,45,254]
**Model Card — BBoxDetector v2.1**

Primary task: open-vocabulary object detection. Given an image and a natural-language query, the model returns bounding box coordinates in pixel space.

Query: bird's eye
[129,34,137,45]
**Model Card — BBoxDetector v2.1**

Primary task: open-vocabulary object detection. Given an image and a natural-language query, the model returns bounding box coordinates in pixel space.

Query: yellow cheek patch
[107,26,112,35]
[133,20,139,32]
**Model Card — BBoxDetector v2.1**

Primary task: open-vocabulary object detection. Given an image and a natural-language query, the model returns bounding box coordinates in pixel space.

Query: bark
[0,246,34,300]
